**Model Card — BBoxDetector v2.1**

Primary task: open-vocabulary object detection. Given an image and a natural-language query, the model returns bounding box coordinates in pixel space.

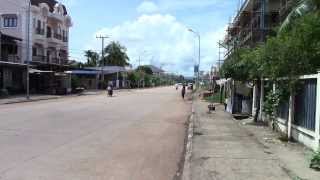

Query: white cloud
[84,14,225,76]
[137,1,159,14]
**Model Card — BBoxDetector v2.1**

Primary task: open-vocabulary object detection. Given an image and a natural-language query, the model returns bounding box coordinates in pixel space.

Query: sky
[60,0,239,76]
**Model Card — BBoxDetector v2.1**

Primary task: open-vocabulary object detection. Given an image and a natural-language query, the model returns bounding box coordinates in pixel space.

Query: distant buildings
[144,65,165,76]
[0,0,72,94]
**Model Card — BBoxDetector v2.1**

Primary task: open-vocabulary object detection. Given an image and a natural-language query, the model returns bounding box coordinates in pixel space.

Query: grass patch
[204,93,221,103]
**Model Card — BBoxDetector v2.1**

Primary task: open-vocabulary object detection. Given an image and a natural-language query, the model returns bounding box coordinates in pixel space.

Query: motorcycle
[107,86,113,97]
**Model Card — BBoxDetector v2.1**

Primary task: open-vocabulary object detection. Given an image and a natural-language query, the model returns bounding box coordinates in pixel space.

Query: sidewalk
[187,99,320,180]
[0,95,61,105]
[0,90,106,105]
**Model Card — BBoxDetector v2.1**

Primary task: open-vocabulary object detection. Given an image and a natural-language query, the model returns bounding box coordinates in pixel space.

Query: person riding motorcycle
[107,84,113,97]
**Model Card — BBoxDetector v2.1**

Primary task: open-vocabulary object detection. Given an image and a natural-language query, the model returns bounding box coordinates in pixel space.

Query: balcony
[48,57,69,66]
[48,13,64,22]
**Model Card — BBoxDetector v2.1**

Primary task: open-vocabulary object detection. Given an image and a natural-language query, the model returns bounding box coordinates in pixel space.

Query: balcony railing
[1,55,20,63]
[35,28,45,35]
[51,57,60,64]
[60,59,69,65]
[32,55,46,63]
[51,58,69,65]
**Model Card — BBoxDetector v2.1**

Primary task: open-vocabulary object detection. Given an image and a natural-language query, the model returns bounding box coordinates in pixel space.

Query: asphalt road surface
[0,87,191,180]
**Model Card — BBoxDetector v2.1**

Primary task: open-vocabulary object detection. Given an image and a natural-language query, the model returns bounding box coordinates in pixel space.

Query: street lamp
[188,28,201,89]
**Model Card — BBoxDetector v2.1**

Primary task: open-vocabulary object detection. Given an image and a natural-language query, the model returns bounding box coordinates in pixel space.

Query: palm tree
[279,0,320,33]
[84,50,99,67]
[102,41,130,67]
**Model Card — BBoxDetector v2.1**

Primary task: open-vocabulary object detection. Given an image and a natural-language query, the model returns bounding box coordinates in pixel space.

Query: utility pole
[137,50,147,88]
[96,35,109,89]
[26,1,31,100]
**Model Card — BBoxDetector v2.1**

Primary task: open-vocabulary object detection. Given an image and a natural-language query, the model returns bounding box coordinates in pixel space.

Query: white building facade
[0,0,72,65]
[0,0,72,94]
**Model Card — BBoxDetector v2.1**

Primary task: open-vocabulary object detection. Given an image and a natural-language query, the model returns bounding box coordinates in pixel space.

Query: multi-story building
[0,0,72,94]
[222,0,295,115]
[224,0,295,56]
[0,32,26,94]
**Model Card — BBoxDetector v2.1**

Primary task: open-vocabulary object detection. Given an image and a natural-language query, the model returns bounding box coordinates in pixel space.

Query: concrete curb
[0,97,61,105]
[181,103,195,180]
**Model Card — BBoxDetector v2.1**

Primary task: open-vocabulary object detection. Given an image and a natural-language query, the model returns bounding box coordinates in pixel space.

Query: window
[32,47,37,56]
[33,18,36,28]
[47,26,52,38]
[8,45,18,55]
[58,25,62,34]
[3,16,17,27]
[37,20,41,29]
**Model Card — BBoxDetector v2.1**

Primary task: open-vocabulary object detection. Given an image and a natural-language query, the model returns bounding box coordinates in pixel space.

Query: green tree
[280,0,320,33]
[84,50,99,67]
[136,66,153,75]
[103,41,130,67]
[220,10,320,123]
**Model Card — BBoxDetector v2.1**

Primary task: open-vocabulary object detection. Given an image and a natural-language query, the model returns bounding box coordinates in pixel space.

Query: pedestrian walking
[181,84,186,99]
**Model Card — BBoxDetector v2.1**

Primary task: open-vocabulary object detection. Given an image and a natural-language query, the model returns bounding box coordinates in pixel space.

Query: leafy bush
[205,93,221,103]
[71,76,81,90]
[310,151,320,170]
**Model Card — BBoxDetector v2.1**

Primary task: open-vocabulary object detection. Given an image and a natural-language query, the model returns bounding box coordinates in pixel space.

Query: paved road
[0,87,191,180]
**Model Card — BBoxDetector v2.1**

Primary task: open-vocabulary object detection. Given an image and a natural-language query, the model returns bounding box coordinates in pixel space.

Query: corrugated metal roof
[66,70,100,75]
[85,66,129,74]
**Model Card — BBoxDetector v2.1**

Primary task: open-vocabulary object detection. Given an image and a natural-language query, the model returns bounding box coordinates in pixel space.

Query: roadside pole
[96,35,109,89]
[26,1,31,100]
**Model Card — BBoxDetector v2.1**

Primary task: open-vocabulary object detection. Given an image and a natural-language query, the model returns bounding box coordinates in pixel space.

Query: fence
[252,72,320,151]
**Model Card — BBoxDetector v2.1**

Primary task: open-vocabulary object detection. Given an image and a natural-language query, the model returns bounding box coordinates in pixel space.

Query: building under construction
[224,0,297,57]
[221,0,297,115]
